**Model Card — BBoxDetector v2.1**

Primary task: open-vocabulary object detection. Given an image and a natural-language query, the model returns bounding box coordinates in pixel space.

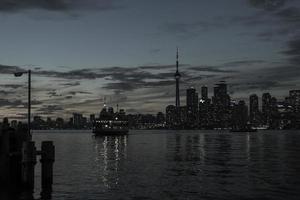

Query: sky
[0,0,300,120]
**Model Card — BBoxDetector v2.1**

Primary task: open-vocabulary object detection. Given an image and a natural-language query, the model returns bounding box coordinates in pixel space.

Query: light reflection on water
[31,130,300,200]
[94,135,128,189]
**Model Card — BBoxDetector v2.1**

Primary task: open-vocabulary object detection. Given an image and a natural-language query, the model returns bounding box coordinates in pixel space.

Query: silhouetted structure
[262,92,272,126]
[186,87,198,128]
[249,94,260,126]
[212,81,230,128]
[166,105,176,128]
[0,119,55,199]
[174,48,181,127]
[201,86,208,100]
[232,100,248,129]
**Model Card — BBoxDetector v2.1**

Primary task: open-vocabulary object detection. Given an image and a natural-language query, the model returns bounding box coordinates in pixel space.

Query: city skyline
[0,0,300,120]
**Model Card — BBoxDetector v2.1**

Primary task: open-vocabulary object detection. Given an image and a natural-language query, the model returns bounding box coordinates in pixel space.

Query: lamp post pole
[14,70,31,137]
[28,70,31,136]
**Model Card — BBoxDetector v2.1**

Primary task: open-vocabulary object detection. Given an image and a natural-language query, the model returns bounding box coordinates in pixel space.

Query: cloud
[59,81,80,87]
[37,104,64,115]
[47,90,62,97]
[275,7,300,22]
[282,37,300,65]
[248,0,286,11]
[0,90,14,95]
[230,80,294,92]
[0,64,24,74]
[0,84,24,89]
[149,48,161,54]
[0,98,42,107]
[161,19,227,39]
[282,37,300,56]
[221,60,266,67]
[0,0,121,12]
[68,91,92,95]
[138,64,188,70]
[188,66,238,73]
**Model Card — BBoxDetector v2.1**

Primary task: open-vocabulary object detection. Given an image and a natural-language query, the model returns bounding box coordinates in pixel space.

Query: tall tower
[175,47,181,108]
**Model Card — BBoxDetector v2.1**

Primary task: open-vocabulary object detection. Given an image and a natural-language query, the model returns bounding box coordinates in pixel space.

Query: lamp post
[14,70,31,136]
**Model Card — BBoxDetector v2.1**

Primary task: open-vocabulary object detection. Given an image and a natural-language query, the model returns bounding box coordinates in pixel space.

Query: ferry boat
[93,105,129,136]
[230,124,257,132]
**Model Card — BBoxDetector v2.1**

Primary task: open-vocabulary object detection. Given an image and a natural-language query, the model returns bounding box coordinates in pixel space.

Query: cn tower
[175,47,181,109]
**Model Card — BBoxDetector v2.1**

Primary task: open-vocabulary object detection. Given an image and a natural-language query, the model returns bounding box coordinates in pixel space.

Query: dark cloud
[47,91,61,97]
[282,37,300,65]
[59,81,80,87]
[232,1,300,42]
[149,48,161,54]
[248,0,286,11]
[188,66,238,73]
[275,7,300,22]
[37,104,64,115]
[0,64,24,74]
[65,96,73,99]
[0,0,121,12]
[0,84,24,89]
[138,64,183,70]
[0,99,22,107]
[161,19,227,39]
[256,27,292,41]
[230,80,292,91]
[103,82,138,91]
[221,60,266,67]
[68,91,92,95]
[282,37,300,56]
[0,90,14,95]
[0,98,42,107]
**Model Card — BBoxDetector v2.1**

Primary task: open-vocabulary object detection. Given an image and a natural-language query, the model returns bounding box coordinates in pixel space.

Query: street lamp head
[14,72,24,77]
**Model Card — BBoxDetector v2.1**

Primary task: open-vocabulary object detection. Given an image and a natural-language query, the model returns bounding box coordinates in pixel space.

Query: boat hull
[230,129,257,132]
[93,129,129,136]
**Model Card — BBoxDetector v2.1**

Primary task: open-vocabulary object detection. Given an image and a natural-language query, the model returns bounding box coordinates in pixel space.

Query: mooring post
[40,141,55,191]
[21,141,36,190]
[0,129,9,185]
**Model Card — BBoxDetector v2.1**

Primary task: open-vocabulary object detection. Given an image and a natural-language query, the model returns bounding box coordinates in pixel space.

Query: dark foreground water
[31,130,300,200]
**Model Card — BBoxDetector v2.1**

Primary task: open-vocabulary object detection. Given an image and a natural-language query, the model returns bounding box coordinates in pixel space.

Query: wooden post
[40,141,55,191]
[0,129,9,185]
[21,141,36,190]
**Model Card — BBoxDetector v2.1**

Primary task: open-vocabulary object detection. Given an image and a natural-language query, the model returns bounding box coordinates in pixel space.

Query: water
[32,130,300,200]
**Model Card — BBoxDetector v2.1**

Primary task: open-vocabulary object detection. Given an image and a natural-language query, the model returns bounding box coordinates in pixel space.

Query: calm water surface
[32,130,300,200]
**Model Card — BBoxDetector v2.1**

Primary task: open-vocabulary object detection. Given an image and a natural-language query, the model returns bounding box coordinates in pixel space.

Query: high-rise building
[270,97,279,129]
[156,112,165,125]
[56,117,64,129]
[289,90,300,113]
[212,81,230,128]
[249,94,260,126]
[166,105,176,128]
[90,114,95,123]
[201,86,208,100]
[199,97,212,129]
[186,87,198,128]
[73,113,83,129]
[232,100,248,129]
[262,93,272,125]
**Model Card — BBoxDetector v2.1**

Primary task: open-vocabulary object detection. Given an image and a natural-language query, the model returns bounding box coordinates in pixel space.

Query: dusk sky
[0,0,299,120]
